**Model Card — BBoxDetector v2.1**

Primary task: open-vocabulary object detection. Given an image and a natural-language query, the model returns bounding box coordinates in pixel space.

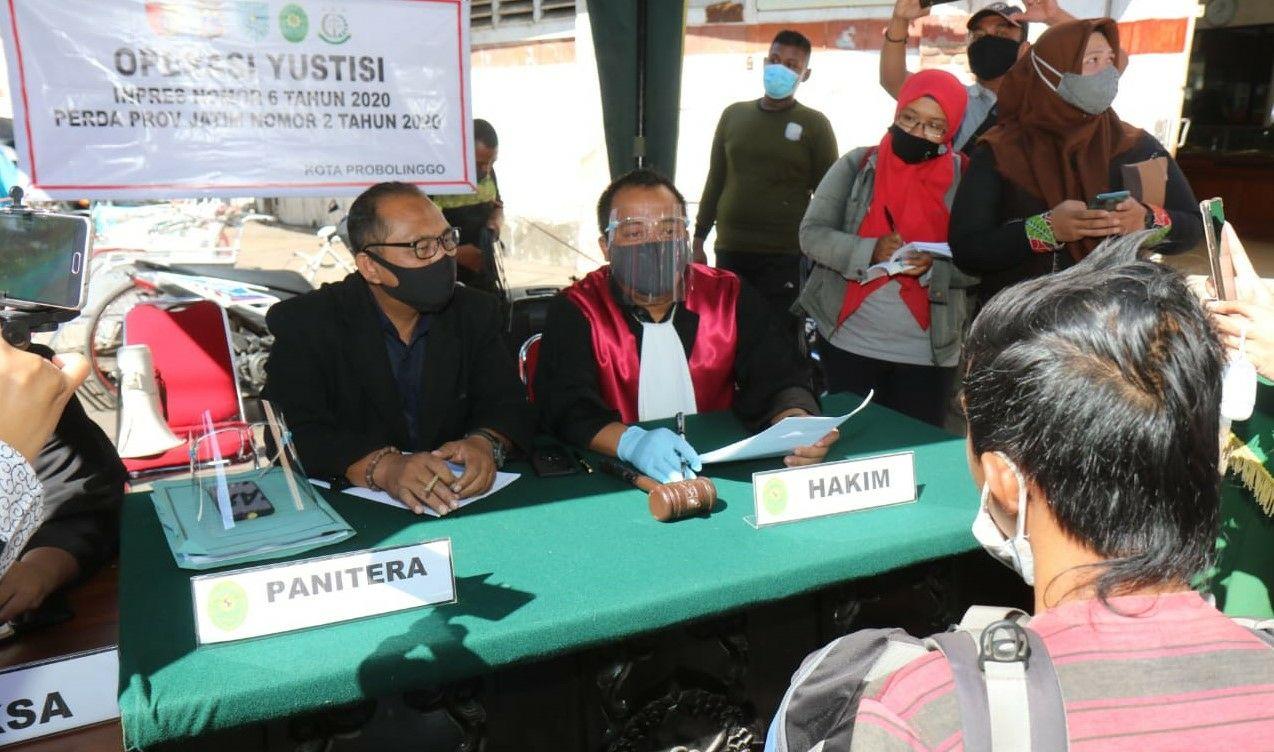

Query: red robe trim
[564,264,739,423]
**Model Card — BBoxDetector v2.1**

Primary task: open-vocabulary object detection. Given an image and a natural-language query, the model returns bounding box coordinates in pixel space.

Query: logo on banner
[318,10,351,44]
[207,580,249,632]
[146,1,225,38]
[279,3,309,42]
[236,1,270,41]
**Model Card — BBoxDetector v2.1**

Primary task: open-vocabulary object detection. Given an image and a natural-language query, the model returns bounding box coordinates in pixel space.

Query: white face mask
[971,453,1036,586]
[1221,322,1257,424]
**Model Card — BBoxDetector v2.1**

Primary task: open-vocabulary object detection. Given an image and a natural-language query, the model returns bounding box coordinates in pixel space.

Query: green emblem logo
[762,477,789,516]
[207,581,249,632]
[318,11,350,44]
[279,4,309,43]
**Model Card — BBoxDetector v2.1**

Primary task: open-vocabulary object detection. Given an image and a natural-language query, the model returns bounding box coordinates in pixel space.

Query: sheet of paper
[309,463,519,516]
[698,391,874,464]
[864,242,953,281]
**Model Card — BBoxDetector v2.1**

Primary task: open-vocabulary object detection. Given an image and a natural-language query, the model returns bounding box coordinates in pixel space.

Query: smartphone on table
[530,446,579,478]
[1200,197,1234,301]
[207,480,277,521]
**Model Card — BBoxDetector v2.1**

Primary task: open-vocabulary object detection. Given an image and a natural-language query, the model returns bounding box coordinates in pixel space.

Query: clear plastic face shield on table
[187,403,319,526]
[605,211,693,307]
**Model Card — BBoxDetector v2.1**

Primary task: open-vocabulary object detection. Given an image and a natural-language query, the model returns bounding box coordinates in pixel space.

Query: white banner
[0,0,475,198]
[0,648,119,746]
[191,538,456,644]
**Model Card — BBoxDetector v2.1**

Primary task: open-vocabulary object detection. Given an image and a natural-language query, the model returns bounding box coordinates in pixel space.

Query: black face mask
[363,250,457,313]
[889,125,945,164]
[610,240,690,302]
[968,34,1021,81]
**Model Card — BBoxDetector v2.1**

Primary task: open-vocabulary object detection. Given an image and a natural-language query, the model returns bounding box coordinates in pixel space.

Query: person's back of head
[962,229,1224,602]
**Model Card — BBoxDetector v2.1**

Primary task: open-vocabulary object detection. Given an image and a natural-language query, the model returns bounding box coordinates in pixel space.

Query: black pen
[676,411,688,478]
[570,448,593,474]
[884,206,905,244]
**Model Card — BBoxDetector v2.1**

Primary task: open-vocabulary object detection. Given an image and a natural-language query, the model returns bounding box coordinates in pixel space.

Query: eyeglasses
[896,111,948,140]
[362,227,461,262]
[608,217,689,245]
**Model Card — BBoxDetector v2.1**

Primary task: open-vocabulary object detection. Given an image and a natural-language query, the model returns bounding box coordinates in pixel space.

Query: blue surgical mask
[763,63,800,100]
[1031,52,1120,116]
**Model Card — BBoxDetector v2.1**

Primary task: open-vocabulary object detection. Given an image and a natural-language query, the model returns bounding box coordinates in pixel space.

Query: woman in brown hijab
[949,18,1201,301]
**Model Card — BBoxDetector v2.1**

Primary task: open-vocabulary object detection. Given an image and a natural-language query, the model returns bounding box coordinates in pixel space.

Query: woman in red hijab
[796,69,977,427]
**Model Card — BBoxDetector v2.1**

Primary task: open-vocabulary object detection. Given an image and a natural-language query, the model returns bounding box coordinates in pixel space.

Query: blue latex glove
[616,426,702,484]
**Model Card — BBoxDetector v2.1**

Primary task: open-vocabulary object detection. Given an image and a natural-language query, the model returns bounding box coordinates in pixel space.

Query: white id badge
[785,122,803,141]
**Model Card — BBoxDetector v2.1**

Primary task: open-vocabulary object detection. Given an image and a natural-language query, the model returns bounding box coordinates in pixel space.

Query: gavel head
[647,477,718,522]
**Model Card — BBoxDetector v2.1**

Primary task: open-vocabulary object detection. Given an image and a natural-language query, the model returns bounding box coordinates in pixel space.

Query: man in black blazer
[263,182,533,516]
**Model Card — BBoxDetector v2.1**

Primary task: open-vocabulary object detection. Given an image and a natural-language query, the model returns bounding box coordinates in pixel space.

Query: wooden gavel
[599,459,718,522]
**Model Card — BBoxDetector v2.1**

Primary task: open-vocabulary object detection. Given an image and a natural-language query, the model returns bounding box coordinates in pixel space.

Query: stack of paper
[310,462,520,516]
[698,391,874,464]
[864,242,952,281]
[151,467,355,570]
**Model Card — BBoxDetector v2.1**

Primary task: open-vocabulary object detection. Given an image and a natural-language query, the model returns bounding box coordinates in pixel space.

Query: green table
[116,394,979,749]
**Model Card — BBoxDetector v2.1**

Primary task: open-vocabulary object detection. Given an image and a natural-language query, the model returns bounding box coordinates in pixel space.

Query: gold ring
[422,475,440,495]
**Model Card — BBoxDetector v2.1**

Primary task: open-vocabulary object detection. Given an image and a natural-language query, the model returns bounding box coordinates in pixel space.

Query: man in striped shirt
[770,231,1274,750]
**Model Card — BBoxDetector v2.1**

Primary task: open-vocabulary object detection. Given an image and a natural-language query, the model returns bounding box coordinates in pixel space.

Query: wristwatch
[466,429,507,469]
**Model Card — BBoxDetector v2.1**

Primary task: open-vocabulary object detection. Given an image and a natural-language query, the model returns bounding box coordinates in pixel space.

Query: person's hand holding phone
[1109,199,1149,236]
[1207,223,1274,380]
[1011,0,1072,25]
[1049,200,1121,243]
[892,0,931,22]
[0,340,87,462]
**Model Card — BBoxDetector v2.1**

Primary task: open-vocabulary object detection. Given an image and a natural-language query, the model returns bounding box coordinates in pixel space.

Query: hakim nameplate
[751,451,917,526]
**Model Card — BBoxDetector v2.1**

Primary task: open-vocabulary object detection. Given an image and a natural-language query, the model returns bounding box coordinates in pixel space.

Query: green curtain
[586,0,687,180]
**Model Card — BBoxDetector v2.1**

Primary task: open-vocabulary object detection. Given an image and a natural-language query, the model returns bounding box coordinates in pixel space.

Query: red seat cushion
[123,301,244,476]
[125,301,240,426]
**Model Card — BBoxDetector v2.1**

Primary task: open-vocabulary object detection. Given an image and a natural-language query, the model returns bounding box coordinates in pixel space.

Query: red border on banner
[7,0,37,184]
[9,0,476,193]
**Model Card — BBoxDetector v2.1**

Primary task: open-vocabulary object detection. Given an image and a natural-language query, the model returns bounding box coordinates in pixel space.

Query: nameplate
[0,647,119,747]
[191,539,456,645]
[752,451,916,527]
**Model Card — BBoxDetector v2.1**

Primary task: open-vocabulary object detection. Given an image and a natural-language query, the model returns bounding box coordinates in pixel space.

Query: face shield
[605,211,692,307]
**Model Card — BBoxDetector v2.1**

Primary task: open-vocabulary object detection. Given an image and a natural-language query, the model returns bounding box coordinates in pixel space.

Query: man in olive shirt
[694,29,838,326]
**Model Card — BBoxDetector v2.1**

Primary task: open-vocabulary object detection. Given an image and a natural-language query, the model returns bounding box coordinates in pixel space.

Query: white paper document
[310,463,519,516]
[864,242,951,281]
[698,391,874,464]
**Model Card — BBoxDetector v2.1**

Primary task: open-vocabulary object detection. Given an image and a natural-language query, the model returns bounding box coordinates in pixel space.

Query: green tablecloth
[117,394,979,749]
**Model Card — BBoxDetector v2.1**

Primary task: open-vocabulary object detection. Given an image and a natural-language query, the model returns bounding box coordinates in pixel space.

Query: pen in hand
[676,411,690,480]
